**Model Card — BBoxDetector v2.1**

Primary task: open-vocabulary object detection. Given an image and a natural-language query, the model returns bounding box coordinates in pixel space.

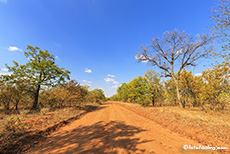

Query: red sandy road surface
[26,102,216,154]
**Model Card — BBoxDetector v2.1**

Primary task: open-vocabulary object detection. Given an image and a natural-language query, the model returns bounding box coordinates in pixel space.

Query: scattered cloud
[55,56,60,60]
[0,0,7,3]
[104,77,115,82]
[112,85,119,89]
[8,46,22,52]
[81,80,91,88]
[1,68,8,72]
[107,74,115,78]
[195,73,202,76]
[113,81,119,84]
[0,73,12,76]
[82,80,91,84]
[85,68,92,73]
[176,49,182,54]
[135,55,148,63]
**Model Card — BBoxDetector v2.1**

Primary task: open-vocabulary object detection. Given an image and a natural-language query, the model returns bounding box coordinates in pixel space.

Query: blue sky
[0,0,219,96]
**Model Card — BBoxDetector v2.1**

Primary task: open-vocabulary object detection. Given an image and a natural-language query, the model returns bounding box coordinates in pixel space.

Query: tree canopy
[136,29,214,108]
[6,45,71,109]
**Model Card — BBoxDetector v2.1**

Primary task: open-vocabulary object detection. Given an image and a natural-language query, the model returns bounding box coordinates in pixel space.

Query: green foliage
[164,78,177,105]
[5,45,71,109]
[117,83,129,102]
[115,76,152,106]
[86,89,105,104]
[144,69,164,106]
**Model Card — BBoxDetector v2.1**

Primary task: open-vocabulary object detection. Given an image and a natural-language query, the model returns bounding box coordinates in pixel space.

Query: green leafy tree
[117,76,151,106]
[117,83,129,102]
[144,69,164,106]
[128,76,151,106]
[87,89,105,104]
[6,45,70,109]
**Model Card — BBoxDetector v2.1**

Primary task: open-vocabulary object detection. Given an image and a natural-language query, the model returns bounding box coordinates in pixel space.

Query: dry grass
[116,101,230,151]
[120,101,230,126]
[0,102,100,143]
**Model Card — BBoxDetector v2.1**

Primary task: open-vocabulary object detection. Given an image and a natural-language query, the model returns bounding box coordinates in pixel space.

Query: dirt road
[26,102,212,154]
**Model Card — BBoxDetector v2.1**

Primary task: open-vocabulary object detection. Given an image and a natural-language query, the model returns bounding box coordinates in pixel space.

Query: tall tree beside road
[136,29,214,108]
[6,45,71,109]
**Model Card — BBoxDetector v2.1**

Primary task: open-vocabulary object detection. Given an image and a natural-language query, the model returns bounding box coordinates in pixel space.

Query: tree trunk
[172,75,184,109]
[32,70,42,110]
[152,95,155,107]
[15,100,19,110]
[176,85,184,108]
[32,84,40,109]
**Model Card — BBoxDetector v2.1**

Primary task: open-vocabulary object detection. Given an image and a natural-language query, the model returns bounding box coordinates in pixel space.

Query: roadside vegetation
[0,45,106,150]
[110,66,230,112]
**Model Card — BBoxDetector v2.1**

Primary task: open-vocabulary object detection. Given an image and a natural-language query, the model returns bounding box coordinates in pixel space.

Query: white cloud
[135,55,148,63]
[195,73,202,76]
[85,68,92,73]
[176,49,182,54]
[104,77,115,82]
[82,80,91,84]
[1,68,8,72]
[8,46,22,52]
[0,73,12,76]
[107,74,115,78]
[112,85,119,89]
[0,0,7,3]
[55,56,60,60]
[113,81,119,84]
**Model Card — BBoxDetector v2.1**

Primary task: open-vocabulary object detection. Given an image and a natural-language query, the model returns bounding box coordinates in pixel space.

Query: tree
[211,0,230,57]
[144,69,163,106]
[86,89,105,104]
[178,69,203,107]
[0,80,13,111]
[200,63,230,111]
[164,77,177,106]
[117,83,129,102]
[136,29,214,108]
[6,45,70,109]
[128,76,151,106]
[211,0,230,37]
[116,76,151,106]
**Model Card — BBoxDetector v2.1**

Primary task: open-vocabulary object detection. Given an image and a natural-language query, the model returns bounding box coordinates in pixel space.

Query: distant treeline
[110,65,230,112]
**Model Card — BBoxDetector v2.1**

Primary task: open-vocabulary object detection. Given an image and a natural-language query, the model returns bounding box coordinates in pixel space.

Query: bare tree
[136,29,214,108]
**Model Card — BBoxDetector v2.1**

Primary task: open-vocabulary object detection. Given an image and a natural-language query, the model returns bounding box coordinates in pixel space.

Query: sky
[0,0,220,97]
